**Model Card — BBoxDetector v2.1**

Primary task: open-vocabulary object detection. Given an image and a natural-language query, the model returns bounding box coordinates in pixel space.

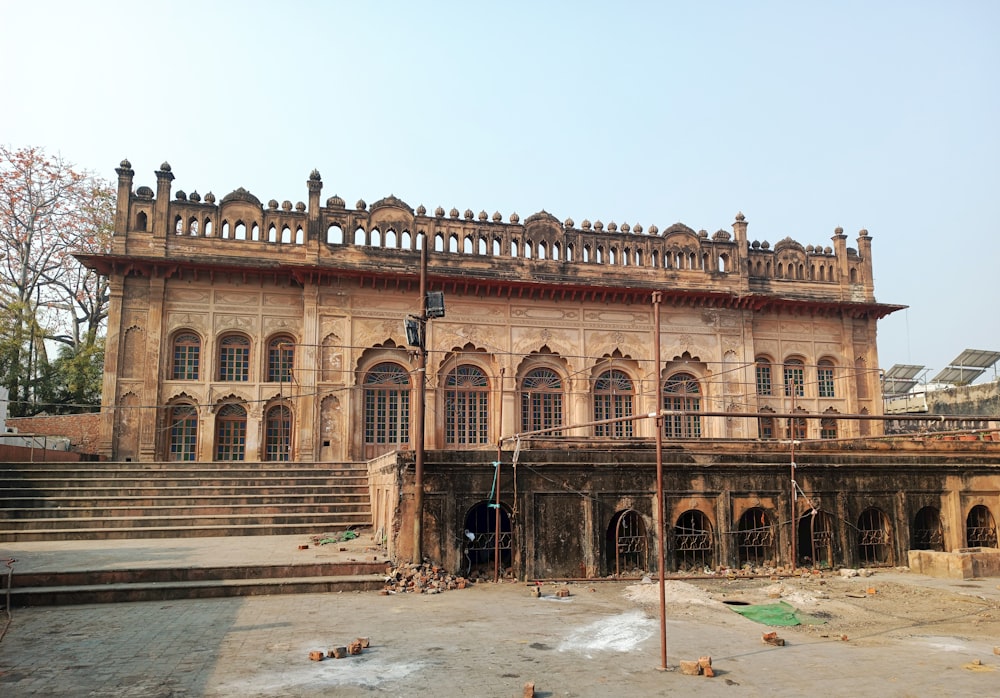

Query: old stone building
[78,161,999,579]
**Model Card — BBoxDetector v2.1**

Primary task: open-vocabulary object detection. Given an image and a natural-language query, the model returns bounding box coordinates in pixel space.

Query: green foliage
[35,340,104,414]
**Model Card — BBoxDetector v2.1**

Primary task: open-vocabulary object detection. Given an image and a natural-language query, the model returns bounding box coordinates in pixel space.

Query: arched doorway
[737,507,775,568]
[606,509,648,576]
[911,507,944,551]
[463,502,513,577]
[857,508,893,566]
[966,505,998,548]
[673,510,714,572]
[796,510,835,568]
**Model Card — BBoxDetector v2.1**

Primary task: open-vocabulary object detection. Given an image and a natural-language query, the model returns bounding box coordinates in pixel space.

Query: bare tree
[0,145,114,414]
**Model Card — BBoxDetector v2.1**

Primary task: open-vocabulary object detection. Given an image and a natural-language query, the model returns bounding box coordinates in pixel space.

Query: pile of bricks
[309,637,370,661]
[679,655,715,677]
[381,562,471,594]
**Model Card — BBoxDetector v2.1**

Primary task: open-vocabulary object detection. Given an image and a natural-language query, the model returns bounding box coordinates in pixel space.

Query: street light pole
[652,291,668,671]
[413,242,427,564]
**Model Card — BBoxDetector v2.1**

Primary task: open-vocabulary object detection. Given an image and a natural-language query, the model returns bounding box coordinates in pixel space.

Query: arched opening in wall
[415,232,423,250]
[444,364,490,446]
[856,507,893,567]
[204,219,213,236]
[911,506,943,551]
[362,362,411,459]
[268,224,277,243]
[537,241,547,259]
[651,250,659,268]
[354,227,366,245]
[251,223,260,241]
[478,237,487,255]
[622,248,630,266]
[820,412,838,439]
[434,233,444,252]
[264,404,292,462]
[523,240,532,259]
[462,235,473,254]
[221,221,231,239]
[401,230,412,249]
[448,233,458,253]
[594,369,634,437]
[758,408,776,439]
[326,224,344,244]
[784,407,806,439]
[776,262,783,278]
[673,509,714,572]
[662,373,701,438]
[135,211,148,231]
[565,244,574,262]
[463,501,512,577]
[607,509,648,576]
[582,245,590,262]
[797,510,835,568]
[491,238,501,256]
[167,403,198,461]
[608,248,616,265]
[370,227,381,247]
[385,229,397,248]
[235,221,247,240]
[188,217,198,235]
[295,226,304,244]
[689,252,698,269]
[737,507,775,568]
[520,368,563,436]
[596,247,604,264]
[214,403,247,461]
[850,268,858,283]
[174,216,184,234]
[966,505,998,548]
[718,254,727,272]
[552,242,560,261]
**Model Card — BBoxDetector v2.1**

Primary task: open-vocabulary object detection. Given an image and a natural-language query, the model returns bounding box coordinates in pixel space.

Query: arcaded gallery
[78,161,1000,579]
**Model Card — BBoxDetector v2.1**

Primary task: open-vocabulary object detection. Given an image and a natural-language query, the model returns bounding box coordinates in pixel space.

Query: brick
[523,681,535,698]
[357,637,370,648]
[555,588,570,598]
[698,656,712,669]
[309,651,324,661]
[679,660,702,675]
[703,665,715,678]
[330,646,347,659]
[347,640,363,655]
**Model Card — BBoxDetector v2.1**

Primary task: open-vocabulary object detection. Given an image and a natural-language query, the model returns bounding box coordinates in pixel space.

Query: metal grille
[267,336,294,383]
[737,508,774,567]
[911,507,944,551]
[264,405,291,461]
[673,510,714,571]
[363,363,410,445]
[612,510,648,575]
[966,505,998,548]
[755,360,772,396]
[857,508,893,566]
[663,373,701,438]
[818,361,836,397]
[783,360,804,397]
[218,335,250,381]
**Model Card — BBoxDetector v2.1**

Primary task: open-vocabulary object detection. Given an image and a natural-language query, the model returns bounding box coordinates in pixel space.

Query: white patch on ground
[557,610,657,657]
[908,635,975,653]
[209,640,426,695]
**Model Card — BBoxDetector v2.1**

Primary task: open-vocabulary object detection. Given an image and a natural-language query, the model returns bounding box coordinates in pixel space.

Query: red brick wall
[5,413,102,456]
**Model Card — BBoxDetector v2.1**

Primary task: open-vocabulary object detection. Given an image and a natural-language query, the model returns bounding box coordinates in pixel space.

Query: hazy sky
[3,1,998,384]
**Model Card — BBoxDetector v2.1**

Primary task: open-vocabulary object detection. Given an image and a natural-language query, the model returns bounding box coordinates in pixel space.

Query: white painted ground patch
[557,609,657,657]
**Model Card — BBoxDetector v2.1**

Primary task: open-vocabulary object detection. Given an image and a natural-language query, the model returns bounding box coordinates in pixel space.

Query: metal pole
[652,291,667,671]
[494,368,504,582]
[789,390,797,572]
[413,242,427,564]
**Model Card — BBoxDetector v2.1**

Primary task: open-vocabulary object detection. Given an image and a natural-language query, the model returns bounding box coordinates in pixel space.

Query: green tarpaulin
[727,601,824,626]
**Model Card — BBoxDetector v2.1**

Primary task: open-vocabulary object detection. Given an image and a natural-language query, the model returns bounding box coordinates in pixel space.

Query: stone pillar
[831,227,848,283]
[298,284,319,462]
[113,159,134,253]
[138,276,167,461]
[99,278,125,458]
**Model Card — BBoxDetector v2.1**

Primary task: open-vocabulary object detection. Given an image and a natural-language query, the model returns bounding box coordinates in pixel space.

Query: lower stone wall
[383,445,1000,580]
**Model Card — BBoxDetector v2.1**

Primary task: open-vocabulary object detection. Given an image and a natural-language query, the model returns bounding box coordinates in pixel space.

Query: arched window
[135,211,147,231]
[818,359,836,398]
[266,335,295,383]
[594,369,633,437]
[911,507,943,551]
[520,368,563,435]
[820,409,838,439]
[758,408,776,440]
[783,358,805,398]
[218,335,250,381]
[755,358,772,396]
[788,409,808,440]
[167,404,198,461]
[214,403,247,461]
[662,372,700,438]
[171,332,201,380]
[673,510,714,572]
[264,404,292,461]
[363,363,411,446]
[444,365,490,445]
[966,505,998,548]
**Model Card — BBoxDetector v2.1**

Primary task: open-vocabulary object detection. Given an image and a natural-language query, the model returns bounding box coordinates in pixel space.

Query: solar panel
[949,349,1000,369]
[882,378,918,395]
[884,364,925,380]
[931,366,986,385]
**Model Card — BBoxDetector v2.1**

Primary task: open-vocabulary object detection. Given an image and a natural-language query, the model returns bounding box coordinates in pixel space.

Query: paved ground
[2,536,1000,697]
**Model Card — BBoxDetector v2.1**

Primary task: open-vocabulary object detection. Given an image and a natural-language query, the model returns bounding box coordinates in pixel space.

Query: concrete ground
[2,536,999,697]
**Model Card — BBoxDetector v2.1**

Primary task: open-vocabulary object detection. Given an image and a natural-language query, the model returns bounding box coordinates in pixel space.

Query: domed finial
[120,158,131,169]
[160,161,172,172]
[309,169,321,181]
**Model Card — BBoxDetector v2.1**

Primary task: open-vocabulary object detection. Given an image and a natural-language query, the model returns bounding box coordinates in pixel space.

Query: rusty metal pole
[494,369,504,582]
[652,291,668,671]
[789,389,797,573]
[413,243,427,564]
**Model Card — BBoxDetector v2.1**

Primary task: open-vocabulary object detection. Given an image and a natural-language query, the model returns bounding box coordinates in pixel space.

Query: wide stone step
[1,493,369,509]
[1,501,371,520]
[1,485,367,499]
[10,574,386,606]
[0,521,373,542]
[2,475,366,487]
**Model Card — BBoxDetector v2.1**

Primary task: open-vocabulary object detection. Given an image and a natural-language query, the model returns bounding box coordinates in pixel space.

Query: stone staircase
[0,460,373,542]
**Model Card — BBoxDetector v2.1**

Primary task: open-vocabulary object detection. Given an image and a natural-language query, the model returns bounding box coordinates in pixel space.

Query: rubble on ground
[382,561,472,594]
